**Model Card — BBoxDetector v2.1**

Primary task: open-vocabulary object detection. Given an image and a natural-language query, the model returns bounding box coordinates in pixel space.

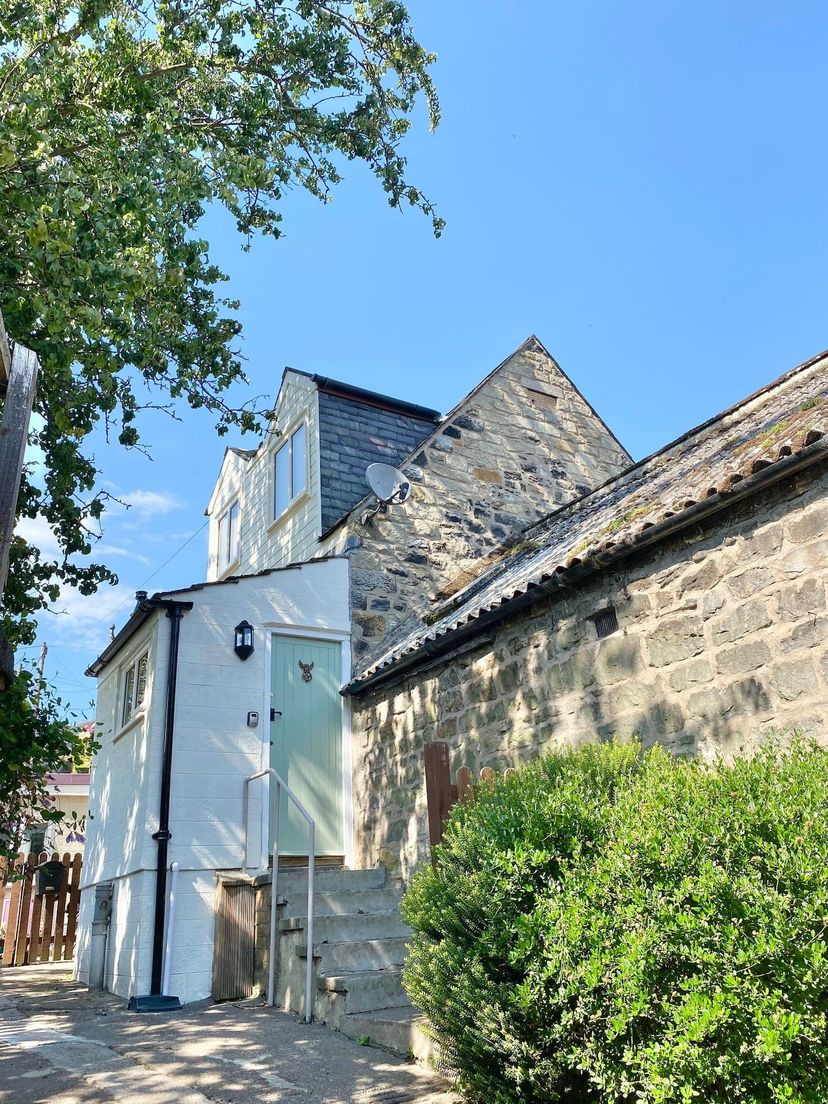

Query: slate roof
[347,350,828,692]
[317,385,440,533]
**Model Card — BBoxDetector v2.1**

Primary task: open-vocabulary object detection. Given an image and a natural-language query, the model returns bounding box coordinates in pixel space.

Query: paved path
[0,964,457,1104]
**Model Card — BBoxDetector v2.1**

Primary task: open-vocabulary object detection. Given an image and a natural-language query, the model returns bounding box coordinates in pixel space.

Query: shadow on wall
[353,469,828,877]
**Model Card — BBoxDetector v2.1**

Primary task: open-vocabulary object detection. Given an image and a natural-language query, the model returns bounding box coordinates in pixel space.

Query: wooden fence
[424,741,515,854]
[0,852,82,966]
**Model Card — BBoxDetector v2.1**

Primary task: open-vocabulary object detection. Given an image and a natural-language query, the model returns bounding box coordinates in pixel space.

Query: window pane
[291,424,306,498]
[275,443,290,516]
[228,501,240,563]
[122,665,135,725]
[135,653,148,710]
[218,511,228,567]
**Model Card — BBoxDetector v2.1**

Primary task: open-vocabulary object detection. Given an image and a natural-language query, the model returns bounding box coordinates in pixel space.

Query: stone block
[777,577,826,622]
[772,659,819,702]
[473,467,502,484]
[702,586,727,619]
[594,635,644,684]
[712,598,772,645]
[353,613,388,638]
[668,659,713,693]
[780,616,828,654]
[781,539,828,579]
[647,616,705,667]
[746,522,783,558]
[679,559,722,594]
[725,566,774,600]
[787,505,828,544]
[715,640,772,677]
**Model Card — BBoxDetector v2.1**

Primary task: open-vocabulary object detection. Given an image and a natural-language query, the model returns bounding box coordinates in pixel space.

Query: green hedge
[401,739,828,1103]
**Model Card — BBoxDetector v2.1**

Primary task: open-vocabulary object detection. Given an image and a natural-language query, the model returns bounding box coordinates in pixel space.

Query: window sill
[267,491,310,535]
[216,557,241,581]
[113,710,146,744]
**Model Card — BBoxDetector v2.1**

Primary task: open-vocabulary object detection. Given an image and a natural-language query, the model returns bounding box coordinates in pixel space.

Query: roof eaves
[345,433,828,695]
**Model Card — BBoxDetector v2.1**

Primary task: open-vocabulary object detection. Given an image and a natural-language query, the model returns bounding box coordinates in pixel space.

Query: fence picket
[27,851,48,963]
[13,854,34,966]
[425,743,520,853]
[52,853,72,961]
[63,855,82,960]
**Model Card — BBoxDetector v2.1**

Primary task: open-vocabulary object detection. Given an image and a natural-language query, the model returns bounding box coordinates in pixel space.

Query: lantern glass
[234,620,254,660]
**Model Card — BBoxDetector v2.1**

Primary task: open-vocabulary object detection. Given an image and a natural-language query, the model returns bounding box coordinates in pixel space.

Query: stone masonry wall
[350,461,828,879]
[322,338,631,666]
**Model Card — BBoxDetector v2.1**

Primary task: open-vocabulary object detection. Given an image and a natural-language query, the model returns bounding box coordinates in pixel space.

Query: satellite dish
[366,463,412,505]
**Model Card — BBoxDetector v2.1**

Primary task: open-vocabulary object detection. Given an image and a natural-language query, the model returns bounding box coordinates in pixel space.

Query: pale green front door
[270,635,343,856]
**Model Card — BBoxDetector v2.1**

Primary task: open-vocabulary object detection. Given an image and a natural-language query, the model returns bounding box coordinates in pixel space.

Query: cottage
[75,339,828,1039]
[76,338,629,1004]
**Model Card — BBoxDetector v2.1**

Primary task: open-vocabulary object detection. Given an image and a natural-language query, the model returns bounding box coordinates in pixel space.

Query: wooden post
[0,342,38,610]
[424,742,458,855]
[0,310,11,392]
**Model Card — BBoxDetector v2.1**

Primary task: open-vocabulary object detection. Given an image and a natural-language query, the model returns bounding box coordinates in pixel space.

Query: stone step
[317,968,410,1014]
[279,887,403,919]
[272,867,388,894]
[298,936,410,973]
[282,911,411,943]
[341,1006,435,1062]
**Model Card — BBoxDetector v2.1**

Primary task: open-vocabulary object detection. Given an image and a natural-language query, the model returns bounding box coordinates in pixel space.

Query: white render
[76,558,350,1004]
[206,370,326,582]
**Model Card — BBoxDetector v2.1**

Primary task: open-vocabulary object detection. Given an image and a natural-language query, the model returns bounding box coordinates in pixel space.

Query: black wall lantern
[234,619,254,661]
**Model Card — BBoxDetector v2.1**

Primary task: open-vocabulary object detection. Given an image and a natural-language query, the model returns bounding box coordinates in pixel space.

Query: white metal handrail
[242,767,315,1022]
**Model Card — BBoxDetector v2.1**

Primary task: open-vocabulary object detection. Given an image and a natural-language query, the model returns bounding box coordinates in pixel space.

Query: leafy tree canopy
[0,0,440,852]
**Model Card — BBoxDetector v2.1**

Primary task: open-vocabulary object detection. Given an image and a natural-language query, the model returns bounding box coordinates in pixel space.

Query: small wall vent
[591,606,619,639]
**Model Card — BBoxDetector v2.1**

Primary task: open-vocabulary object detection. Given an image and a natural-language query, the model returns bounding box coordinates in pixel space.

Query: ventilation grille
[591,606,619,639]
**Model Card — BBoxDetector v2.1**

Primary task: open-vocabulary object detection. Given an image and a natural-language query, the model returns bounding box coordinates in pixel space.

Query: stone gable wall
[350,461,828,879]
[321,340,631,666]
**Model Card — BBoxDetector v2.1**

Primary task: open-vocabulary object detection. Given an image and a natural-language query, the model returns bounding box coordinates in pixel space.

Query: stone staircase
[271,866,434,1061]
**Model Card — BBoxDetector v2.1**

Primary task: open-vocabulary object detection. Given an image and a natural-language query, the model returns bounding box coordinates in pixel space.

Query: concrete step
[298,936,410,973]
[273,867,388,895]
[279,886,403,919]
[317,968,410,1014]
[342,1006,435,1062]
[282,912,411,943]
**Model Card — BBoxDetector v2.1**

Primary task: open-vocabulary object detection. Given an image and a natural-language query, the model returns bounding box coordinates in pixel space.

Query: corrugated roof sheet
[349,350,828,690]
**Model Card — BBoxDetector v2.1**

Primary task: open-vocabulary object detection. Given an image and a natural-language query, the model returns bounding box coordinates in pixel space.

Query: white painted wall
[205,372,323,583]
[77,558,350,1004]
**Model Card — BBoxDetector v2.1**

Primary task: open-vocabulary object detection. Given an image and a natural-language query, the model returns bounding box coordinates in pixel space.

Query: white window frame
[273,421,308,522]
[217,498,241,572]
[121,650,149,728]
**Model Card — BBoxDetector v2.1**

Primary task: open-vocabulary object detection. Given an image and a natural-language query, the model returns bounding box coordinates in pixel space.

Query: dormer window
[218,500,240,571]
[274,423,307,519]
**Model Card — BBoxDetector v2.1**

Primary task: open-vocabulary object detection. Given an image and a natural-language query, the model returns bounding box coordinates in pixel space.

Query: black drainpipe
[129,599,191,1013]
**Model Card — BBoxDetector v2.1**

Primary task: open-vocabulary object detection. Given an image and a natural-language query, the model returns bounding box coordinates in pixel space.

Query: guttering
[345,439,828,696]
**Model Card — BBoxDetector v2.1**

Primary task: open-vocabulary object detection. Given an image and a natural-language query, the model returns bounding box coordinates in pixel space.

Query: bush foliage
[401,739,828,1104]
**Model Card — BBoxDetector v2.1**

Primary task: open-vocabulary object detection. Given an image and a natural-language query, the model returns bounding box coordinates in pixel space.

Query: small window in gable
[218,500,240,570]
[274,424,307,519]
[122,650,149,727]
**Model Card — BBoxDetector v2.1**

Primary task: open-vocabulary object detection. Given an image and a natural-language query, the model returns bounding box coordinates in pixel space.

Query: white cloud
[97,544,151,566]
[122,489,182,518]
[15,515,62,559]
[43,582,136,655]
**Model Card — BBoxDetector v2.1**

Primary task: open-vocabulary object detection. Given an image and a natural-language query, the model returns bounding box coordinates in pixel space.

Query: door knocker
[298,660,314,682]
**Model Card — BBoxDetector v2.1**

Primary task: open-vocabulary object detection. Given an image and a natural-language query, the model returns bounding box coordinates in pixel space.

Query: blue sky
[20,1,828,714]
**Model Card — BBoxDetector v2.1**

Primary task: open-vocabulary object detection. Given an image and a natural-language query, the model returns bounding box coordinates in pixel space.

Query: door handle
[270,708,282,721]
